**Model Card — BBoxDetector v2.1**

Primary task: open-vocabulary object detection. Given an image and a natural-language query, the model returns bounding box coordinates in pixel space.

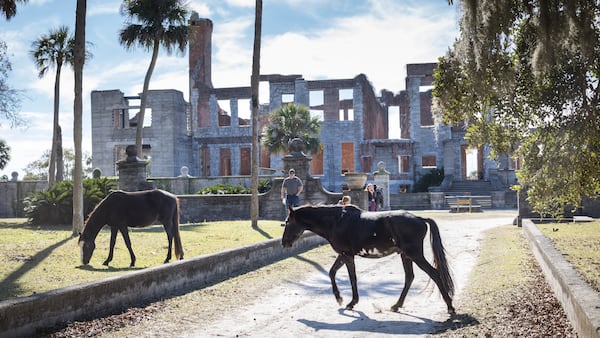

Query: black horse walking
[78,189,184,267]
[282,204,455,314]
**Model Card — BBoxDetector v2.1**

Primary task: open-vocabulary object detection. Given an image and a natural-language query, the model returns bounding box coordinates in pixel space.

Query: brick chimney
[189,14,213,127]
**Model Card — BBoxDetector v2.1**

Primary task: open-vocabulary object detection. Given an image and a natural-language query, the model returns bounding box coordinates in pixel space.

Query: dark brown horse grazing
[78,189,184,267]
[282,204,455,314]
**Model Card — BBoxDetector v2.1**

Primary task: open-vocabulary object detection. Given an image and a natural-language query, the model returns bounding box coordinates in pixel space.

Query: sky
[0,0,459,179]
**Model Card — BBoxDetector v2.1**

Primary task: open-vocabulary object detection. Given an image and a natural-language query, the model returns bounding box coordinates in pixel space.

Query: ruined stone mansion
[90,15,517,194]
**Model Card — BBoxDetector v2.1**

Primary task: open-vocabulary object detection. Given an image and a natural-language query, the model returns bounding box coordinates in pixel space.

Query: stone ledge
[522,219,600,338]
[0,233,326,338]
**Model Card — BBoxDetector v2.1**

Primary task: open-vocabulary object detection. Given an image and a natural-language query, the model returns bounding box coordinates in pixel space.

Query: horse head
[78,234,96,265]
[282,205,305,248]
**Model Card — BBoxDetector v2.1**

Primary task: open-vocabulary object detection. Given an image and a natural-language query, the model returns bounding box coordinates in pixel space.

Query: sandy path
[184,213,515,337]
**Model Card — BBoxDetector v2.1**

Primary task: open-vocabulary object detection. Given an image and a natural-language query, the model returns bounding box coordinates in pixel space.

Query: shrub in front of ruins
[24,178,115,225]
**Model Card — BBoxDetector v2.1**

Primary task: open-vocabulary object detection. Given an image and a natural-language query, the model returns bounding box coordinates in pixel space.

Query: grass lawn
[0,218,284,302]
[537,220,600,293]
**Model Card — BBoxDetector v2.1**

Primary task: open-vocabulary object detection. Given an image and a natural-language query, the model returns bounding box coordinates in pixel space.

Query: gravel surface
[44,211,577,337]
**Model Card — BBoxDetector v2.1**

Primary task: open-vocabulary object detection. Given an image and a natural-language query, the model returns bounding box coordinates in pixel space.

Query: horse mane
[82,190,121,233]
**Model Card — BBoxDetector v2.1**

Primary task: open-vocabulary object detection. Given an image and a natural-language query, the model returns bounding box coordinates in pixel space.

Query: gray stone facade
[90,15,517,195]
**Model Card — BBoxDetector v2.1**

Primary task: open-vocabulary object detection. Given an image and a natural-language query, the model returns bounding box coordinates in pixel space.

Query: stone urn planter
[344,172,368,190]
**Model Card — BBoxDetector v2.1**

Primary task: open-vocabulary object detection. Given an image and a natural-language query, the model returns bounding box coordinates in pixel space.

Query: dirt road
[182,211,516,338]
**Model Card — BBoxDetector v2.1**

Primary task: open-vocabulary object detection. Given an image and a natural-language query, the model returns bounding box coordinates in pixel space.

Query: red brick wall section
[240,147,251,175]
[420,91,434,126]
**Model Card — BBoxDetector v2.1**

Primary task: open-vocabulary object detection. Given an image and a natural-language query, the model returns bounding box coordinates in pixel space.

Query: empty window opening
[282,94,294,105]
[218,99,231,126]
[259,81,270,105]
[339,88,353,121]
[388,106,400,139]
[142,108,152,127]
[309,90,324,121]
[238,98,251,126]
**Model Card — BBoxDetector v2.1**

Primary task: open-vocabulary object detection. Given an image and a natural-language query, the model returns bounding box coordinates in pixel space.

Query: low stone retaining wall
[0,233,326,338]
[522,220,600,338]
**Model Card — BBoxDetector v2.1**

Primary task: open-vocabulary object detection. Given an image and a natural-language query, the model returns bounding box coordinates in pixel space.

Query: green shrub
[197,183,250,195]
[258,179,272,193]
[412,167,444,192]
[24,178,115,225]
[197,180,272,195]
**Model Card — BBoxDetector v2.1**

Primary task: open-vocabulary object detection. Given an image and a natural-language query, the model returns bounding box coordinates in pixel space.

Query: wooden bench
[447,196,482,213]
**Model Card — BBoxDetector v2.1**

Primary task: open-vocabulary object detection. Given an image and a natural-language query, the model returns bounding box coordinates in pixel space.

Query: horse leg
[103,226,118,266]
[391,253,415,312]
[162,223,173,264]
[412,255,455,314]
[329,255,346,306]
[119,227,136,267]
[342,255,359,310]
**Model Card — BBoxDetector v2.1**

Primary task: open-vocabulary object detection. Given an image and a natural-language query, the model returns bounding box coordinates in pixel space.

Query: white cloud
[257,3,456,92]
[225,0,254,8]
[88,1,122,16]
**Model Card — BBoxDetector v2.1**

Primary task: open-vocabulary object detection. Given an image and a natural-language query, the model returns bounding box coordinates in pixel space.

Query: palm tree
[250,0,262,228]
[261,103,322,155]
[119,0,189,157]
[1,0,28,20]
[72,0,86,235]
[30,25,75,185]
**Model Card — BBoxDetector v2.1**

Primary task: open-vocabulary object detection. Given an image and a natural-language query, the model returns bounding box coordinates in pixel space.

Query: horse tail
[423,217,454,297]
[173,196,184,260]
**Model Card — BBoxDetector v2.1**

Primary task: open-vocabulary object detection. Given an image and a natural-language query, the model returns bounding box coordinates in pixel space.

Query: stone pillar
[491,191,506,208]
[347,189,368,210]
[430,192,445,210]
[373,161,390,210]
[116,145,155,191]
[282,138,311,182]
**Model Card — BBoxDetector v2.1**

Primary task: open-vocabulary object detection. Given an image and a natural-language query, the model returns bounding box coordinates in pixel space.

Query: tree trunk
[48,64,62,186]
[72,0,86,236]
[250,0,262,228]
[56,125,64,181]
[135,39,160,158]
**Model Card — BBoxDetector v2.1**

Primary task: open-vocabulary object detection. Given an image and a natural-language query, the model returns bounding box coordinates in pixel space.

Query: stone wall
[0,181,48,218]
[0,232,325,338]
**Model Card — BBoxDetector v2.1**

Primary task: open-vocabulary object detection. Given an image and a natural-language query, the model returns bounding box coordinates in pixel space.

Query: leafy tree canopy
[0,40,24,128]
[261,103,322,155]
[23,148,93,181]
[1,0,28,20]
[434,0,600,217]
[0,139,10,170]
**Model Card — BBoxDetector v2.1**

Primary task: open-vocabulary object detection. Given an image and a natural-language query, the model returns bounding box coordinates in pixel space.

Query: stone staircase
[444,180,494,209]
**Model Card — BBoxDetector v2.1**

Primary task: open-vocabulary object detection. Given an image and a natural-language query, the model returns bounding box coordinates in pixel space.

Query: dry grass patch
[434,224,576,337]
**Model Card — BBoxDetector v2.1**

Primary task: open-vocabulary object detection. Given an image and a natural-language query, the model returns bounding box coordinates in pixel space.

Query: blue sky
[0,0,459,178]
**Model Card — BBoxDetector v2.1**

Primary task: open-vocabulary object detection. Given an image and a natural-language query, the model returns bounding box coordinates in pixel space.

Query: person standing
[281,168,303,210]
[366,183,377,211]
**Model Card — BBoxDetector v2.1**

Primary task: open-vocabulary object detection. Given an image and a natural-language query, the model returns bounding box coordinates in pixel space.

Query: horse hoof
[345,304,355,311]
[102,261,109,266]
[336,297,343,305]
[390,305,400,312]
